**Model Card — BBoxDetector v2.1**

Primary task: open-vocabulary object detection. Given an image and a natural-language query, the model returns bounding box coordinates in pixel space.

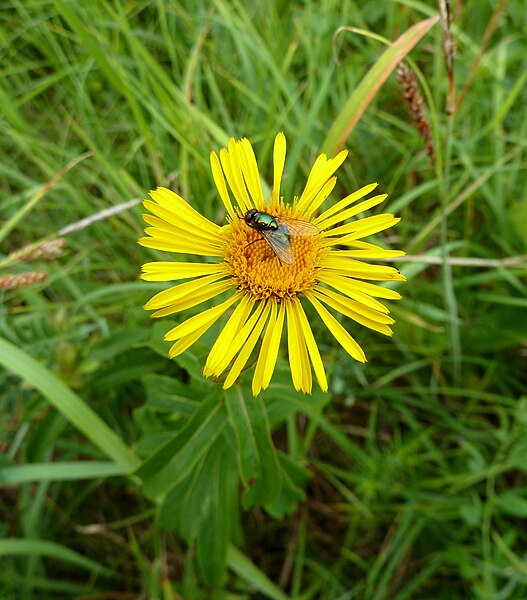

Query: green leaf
[462,305,527,352]
[264,452,311,519]
[265,384,331,425]
[227,545,291,600]
[0,337,139,473]
[224,386,282,508]
[92,349,165,391]
[142,373,203,414]
[159,436,240,584]
[135,390,228,498]
[458,493,483,527]
[159,436,241,543]
[0,538,115,578]
[497,490,527,518]
[197,442,236,585]
[159,451,215,541]
[135,374,207,456]
[0,462,126,485]
[88,327,150,361]
[322,16,439,155]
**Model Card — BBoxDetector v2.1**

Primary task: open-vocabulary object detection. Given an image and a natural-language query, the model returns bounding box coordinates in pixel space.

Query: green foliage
[1,0,527,598]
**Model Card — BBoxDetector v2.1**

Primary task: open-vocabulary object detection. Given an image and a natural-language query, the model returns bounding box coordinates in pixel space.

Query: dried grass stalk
[0,271,48,290]
[8,238,65,263]
[396,61,435,159]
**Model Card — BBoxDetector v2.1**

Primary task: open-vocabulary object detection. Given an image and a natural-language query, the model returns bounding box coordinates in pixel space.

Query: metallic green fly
[243,208,319,265]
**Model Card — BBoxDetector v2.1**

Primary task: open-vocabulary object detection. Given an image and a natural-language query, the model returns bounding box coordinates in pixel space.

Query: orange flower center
[222,206,322,301]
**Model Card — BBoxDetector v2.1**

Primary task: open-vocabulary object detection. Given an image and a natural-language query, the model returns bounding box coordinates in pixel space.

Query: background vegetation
[1,0,526,598]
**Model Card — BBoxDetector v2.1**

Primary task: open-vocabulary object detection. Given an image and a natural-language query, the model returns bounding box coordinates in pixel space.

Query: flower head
[139,133,405,395]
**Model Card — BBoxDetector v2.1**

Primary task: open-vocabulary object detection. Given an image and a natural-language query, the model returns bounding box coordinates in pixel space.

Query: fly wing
[274,215,319,237]
[261,230,295,264]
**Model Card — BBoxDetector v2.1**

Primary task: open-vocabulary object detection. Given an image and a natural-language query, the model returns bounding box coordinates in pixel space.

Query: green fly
[243,208,319,265]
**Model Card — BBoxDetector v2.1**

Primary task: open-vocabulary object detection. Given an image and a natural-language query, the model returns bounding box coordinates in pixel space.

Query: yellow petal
[210,151,236,219]
[316,194,388,232]
[286,300,303,392]
[347,279,402,300]
[223,301,272,389]
[296,150,348,215]
[296,153,327,209]
[149,280,233,318]
[313,183,378,226]
[141,261,226,282]
[142,202,220,244]
[208,300,266,377]
[164,293,240,341]
[252,301,283,395]
[272,132,286,204]
[287,299,312,393]
[148,188,220,237]
[220,143,251,213]
[142,213,221,246]
[317,272,391,314]
[316,264,403,299]
[168,322,214,359]
[203,295,254,375]
[293,301,328,392]
[311,287,394,336]
[138,235,223,257]
[142,225,220,253]
[302,177,337,217]
[145,272,228,310]
[313,285,395,323]
[332,248,406,259]
[252,301,276,395]
[319,260,405,282]
[240,138,266,210]
[305,292,366,363]
[294,307,312,394]
[333,240,392,252]
[323,213,398,239]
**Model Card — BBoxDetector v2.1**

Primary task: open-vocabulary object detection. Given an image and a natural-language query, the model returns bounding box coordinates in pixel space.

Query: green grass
[1,0,527,598]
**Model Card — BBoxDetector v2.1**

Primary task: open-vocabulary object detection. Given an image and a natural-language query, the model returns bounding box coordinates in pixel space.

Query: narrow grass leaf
[227,545,291,600]
[0,539,115,577]
[0,337,139,473]
[0,462,126,485]
[322,16,439,155]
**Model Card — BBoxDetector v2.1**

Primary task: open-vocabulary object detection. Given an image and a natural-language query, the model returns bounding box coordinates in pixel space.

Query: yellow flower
[139,133,405,395]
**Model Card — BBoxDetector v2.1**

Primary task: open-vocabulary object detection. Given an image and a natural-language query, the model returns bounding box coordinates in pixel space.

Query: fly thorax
[222,207,322,301]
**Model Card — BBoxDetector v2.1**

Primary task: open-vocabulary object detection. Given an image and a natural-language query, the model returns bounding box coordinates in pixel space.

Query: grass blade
[227,545,291,600]
[0,337,140,473]
[322,16,439,155]
[0,538,115,577]
[0,462,127,485]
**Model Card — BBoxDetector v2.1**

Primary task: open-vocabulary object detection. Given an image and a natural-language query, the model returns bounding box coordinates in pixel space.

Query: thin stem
[441,116,462,382]
[376,254,527,269]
